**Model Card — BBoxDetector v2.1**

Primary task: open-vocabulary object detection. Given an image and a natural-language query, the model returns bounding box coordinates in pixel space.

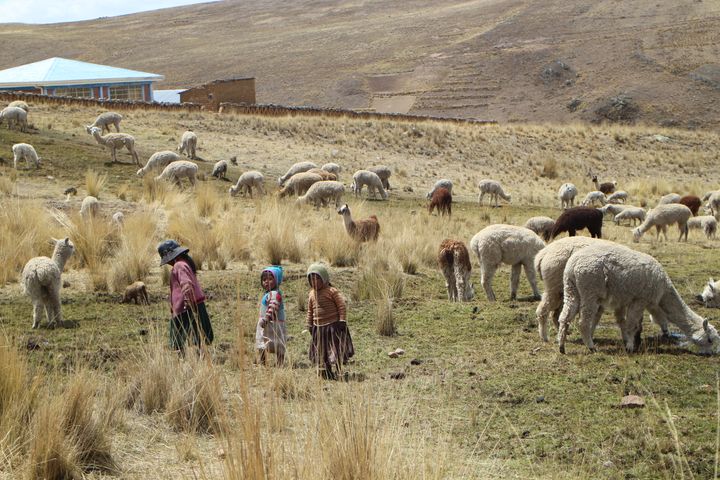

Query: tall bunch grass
[84,169,107,198]
[217,206,252,263]
[254,199,305,265]
[353,246,404,301]
[311,218,361,267]
[167,207,226,270]
[166,354,224,434]
[107,212,158,292]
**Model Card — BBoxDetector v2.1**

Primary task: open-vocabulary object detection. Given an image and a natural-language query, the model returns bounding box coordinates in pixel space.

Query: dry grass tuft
[84,169,107,198]
[106,211,158,292]
[254,198,305,265]
[353,247,404,301]
[0,175,15,196]
[167,207,226,270]
[166,354,224,433]
[375,281,396,336]
[312,218,361,267]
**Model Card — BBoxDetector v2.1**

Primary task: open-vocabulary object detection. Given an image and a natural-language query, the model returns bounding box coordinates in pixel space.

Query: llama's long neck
[659,285,704,337]
[341,211,355,233]
[592,178,600,190]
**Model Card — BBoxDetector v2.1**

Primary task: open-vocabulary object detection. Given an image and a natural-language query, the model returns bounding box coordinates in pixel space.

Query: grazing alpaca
[551,207,603,239]
[437,239,474,302]
[478,179,511,207]
[679,195,701,216]
[632,204,692,243]
[524,216,555,242]
[589,171,616,194]
[121,281,150,305]
[428,187,452,217]
[86,126,141,166]
[337,204,380,242]
[21,237,75,329]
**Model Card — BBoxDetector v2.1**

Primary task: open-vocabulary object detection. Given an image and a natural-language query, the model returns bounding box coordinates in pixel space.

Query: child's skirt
[255,320,287,356]
[309,320,354,369]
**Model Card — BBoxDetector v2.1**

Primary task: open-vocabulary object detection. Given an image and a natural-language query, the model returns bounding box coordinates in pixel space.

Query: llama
[21,237,75,329]
[337,204,380,242]
[478,179,511,207]
[589,171,616,194]
[551,207,603,239]
[87,126,140,166]
[437,239,474,302]
[428,187,452,217]
[557,242,720,354]
[469,224,545,301]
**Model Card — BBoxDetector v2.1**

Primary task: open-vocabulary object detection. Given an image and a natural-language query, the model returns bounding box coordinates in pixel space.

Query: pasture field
[1,104,720,479]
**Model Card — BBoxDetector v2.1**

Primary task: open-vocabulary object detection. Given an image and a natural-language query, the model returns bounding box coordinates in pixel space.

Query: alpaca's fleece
[613,207,646,226]
[438,239,474,302]
[211,160,228,179]
[229,170,265,197]
[155,160,198,187]
[178,131,197,158]
[137,150,181,177]
[12,143,40,169]
[8,100,29,112]
[427,187,452,217]
[580,190,607,207]
[557,183,578,209]
[426,179,454,200]
[337,204,380,242]
[469,224,544,301]
[658,193,681,205]
[0,106,28,131]
[534,236,609,342]
[679,195,701,216]
[558,242,720,354]
[523,216,555,242]
[306,168,337,181]
[80,196,99,219]
[551,207,603,239]
[368,165,392,190]
[600,203,629,217]
[351,170,388,200]
[21,238,75,329]
[278,161,317,186]
[606,190,628,204]
[698,278,720,308]
[632,203,692,243]
[478,179,511,207]
[296,180,345,208]
[86,111,122,134]
[321,162,341,177]
[706,191,720,219]
[687,215,717,239]
[121,281,149,305]
[278,172,323,198]
[87,126,140,165]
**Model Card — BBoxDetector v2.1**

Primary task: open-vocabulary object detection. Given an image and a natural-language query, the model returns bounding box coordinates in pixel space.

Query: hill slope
[1,0,719,127]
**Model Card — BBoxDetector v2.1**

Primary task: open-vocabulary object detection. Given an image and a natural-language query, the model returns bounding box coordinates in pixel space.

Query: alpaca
[426,179,453,200]
[21,237,75,329]
[12,143,41,169]
[478,179,511,207]
[580,191,607,207]
[211,160,228,179]
[558,183,578,209]
[155,161,198,188]
[297,181,345,208]
[278,161,318,186]
[589,172,616,194]
[229,171,265,197]
[121,281,150,305]
[551,207,603,239]
[136,151,181,177]
[368,165,392,190]
[687,215,718,239]
[80,196,100,219]
[658,193,681,205]
[437,239,474,302]
[469,224,545,301]
[613,207,646,226]
[337,204,380,242]
[86,126,140,166]
[86,111,122,134]
[606,190,628,204]
[428,187,452,217]
[278,172,323,198]
[557,242,720,354]
[351,170,388,200]
[697,278,720,308]
[524,216,555,242]
[678,195,701,216]
[632,204,692,243]
[178,131,197,159]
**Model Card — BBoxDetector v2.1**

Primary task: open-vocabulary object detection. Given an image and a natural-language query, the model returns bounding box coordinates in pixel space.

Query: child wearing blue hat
[255,265,287,366]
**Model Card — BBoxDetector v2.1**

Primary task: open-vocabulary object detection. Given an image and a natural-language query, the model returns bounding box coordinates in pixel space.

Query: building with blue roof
[0,57,164,101]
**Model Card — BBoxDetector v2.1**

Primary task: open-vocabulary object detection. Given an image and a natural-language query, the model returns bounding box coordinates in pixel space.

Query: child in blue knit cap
[255,265,286,366]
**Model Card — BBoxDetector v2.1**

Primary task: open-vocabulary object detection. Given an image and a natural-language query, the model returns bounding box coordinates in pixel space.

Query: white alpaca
[296,180,345,208]
[687,215,717,239]
[178,131,197,159]
[632,204,692,243]
[211,160,228,179]
[155,161,198,187]
[12,143,41,169]
[0,106,28,131]
[469,224,545,301]
[658,193,681,205]
[351,170,388,200]
[136,151,181,177]
[599,203,629,217]
[229,171,265,197]
[534,237,609,342]
[438,239,474,302]
[368,165,392,190]
[8,100,29,112]
[697,278,720,308]
[87,126,140,166]
[278,171,322,198]
[86,111,122,134]
[613,207,646,226]
[523,216,555,242]
[80,196,100,219]
[478,179,511,207]
[557,183,578,209]
[704,191,720,218]
[426,179,454,200]
[111,211,125,226]
[580,190,607,207]
[278,161,317,186]
[21,237,75,329]
[606,190,628,204]
[321,162,342,178]
[557,242,720,354]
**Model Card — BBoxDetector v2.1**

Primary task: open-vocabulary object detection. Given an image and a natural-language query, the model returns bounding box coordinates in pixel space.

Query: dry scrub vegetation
[1,103,720,478]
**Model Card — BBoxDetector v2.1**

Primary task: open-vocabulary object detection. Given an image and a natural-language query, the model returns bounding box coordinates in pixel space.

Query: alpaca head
[697,279,718,307]
[337,204,350,216]
[692,318,720,355]
[86,126,101,136]
[632,227,642,243]
[51,237,75,260]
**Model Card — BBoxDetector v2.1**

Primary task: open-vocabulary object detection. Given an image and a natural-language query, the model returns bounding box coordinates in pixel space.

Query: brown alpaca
[307,168,338,181]
[428,187,452,217]
[121,281,150,305]
[590,172,617,195]
[679,195,701,216]
[337,204,380,242]
[437,239,474,302]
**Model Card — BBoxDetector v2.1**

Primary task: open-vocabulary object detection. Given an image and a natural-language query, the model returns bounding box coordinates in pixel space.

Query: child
[255,266,287,366]
[157,240,214,353]
[306,262,354,379]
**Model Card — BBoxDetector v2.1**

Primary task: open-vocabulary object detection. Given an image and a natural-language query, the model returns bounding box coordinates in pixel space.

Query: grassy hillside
[0,0,719,127]
[1,103,720,478]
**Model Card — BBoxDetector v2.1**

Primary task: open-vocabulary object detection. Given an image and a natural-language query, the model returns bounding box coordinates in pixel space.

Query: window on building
[109,84,144,101]
[54,87,93,98]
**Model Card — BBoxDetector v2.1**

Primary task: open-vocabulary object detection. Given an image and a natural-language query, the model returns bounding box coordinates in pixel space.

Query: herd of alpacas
[6,104,720,356]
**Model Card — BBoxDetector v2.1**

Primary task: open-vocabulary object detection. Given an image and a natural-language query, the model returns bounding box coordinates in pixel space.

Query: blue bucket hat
[158,239,189,266]
[261,265,284,288]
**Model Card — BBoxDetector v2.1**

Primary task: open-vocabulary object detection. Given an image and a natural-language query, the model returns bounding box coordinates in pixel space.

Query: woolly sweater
[306,286,346,328]
[169,260,206,316]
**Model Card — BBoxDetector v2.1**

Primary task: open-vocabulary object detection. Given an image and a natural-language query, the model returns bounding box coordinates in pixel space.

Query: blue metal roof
[0,57,164,88]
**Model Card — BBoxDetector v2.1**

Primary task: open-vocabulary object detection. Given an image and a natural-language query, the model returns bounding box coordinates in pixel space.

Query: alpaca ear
[703,318,709,332]
[64,237,70,245]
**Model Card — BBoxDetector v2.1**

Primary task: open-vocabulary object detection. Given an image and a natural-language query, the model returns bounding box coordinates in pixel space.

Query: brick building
[179,77,255,110]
